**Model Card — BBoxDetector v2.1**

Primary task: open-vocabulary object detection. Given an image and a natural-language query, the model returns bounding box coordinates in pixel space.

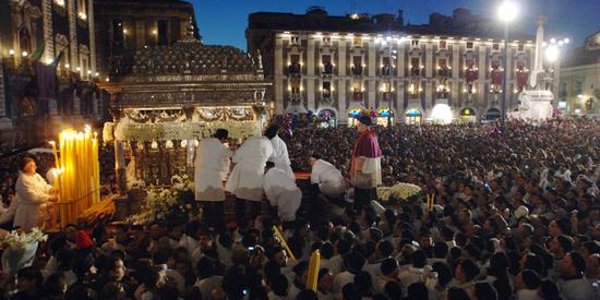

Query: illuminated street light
[497,1,520,22]
[545,44,560,63]
[498,1,520,127]
[543,37,569,63]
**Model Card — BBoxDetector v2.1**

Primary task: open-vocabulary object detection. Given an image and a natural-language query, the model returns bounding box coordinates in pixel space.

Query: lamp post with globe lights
[543,37,569,114]
[497,1,520,127]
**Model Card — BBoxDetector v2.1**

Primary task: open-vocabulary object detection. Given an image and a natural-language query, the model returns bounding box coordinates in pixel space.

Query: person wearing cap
[194,128,232,230]
[350,115,382,210]
[265,124,295,180]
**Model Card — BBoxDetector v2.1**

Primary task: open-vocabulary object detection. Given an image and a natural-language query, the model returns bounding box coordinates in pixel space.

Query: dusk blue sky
[193,0,599,51]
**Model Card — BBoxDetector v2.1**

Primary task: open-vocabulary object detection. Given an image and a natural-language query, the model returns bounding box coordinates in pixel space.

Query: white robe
[0,195,18,225]
[194,138,232,201]
[225,136,273,201]
[263,168,302,222]
[310,159,346,197]
[13,172,53,231]
[269,135,294,180]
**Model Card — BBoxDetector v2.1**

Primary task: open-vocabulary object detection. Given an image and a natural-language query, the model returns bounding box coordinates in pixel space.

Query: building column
[478,45,487,108]
[396,81,405,116]
[507,44,514,109]
[425,81,433,112]
[425,42,433,78]
[367,42,376,108]
[368,80,376,109]
[88,0,97,74]
[0,54,12,129]
[68,0,78,76]
[337,40,347,122]
[42,0,55,64]
[306,36,315,110]
[274,38,284,114]
[397,44,406,113]
[337,79,347,123]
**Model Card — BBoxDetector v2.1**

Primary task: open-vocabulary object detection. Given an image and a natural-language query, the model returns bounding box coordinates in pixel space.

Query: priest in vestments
[350,115,382,210]
[194,129,232,231]
[225,135,274,225]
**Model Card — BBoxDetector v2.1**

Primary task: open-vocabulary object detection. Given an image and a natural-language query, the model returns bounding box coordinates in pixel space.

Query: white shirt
[333,271,355,295]
[264,168,302,222]
[194,138,232,201]
[226,136,274,201]
[13,171,53,231]
[311,159,346,197]
[269,135,295,180]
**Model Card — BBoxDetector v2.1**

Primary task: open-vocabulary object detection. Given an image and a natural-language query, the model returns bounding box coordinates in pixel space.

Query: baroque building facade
[93,0,200,78]
[0,0,100,146]
[248,7,537,124]
[559,32,600,116]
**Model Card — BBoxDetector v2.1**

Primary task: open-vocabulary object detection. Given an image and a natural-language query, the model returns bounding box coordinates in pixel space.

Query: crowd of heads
[0,118,598,299]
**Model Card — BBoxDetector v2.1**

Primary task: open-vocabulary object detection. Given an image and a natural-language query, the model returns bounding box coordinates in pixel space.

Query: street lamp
[498,1,519,127]
[543,37,569,64]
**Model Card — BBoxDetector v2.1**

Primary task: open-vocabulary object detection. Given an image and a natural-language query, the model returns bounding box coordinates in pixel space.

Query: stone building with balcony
[0,0,101,147]
[559,32,600,116]
[247,7,536,125]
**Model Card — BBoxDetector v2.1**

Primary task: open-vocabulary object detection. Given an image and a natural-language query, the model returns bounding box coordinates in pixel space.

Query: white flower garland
[112,119,262,142]
[377,182,422,202]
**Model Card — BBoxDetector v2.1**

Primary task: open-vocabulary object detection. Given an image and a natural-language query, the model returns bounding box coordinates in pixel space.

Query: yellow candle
[273,226,296,262]
[306,250,321,292]
[54,127,102,228]
[49,141,60,169]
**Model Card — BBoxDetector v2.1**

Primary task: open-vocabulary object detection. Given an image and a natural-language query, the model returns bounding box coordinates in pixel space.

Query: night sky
[194,0,600,51]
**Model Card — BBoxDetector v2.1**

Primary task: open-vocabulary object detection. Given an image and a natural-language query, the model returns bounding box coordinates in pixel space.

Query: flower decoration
[1,228,48,275]
[127,174,199,226]
[2,228,48,249]
[377,182,422,204]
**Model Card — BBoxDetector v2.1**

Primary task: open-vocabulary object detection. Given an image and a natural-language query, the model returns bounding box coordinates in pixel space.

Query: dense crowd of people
[0,117,598,300]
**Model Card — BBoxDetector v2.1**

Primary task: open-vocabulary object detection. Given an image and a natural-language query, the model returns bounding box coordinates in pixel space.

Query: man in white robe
[194,129,232,231]
[263,162,302,223]
[13,157,58,231]
[309,154,346,198]
[265,125,294,180]
[225,135,273,224]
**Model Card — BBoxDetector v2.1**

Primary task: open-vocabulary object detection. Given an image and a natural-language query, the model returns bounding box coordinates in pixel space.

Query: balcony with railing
[288,62,301,76]
[381,65,393,77]
[437,67,451,78]
[410,66,420,77]
[323,62,334,76]
[351,65,363,76]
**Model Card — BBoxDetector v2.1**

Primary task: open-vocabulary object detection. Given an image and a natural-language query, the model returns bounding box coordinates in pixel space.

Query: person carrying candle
[193,128,232,231]
[350,115,382,210]
[13,157,59,231]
